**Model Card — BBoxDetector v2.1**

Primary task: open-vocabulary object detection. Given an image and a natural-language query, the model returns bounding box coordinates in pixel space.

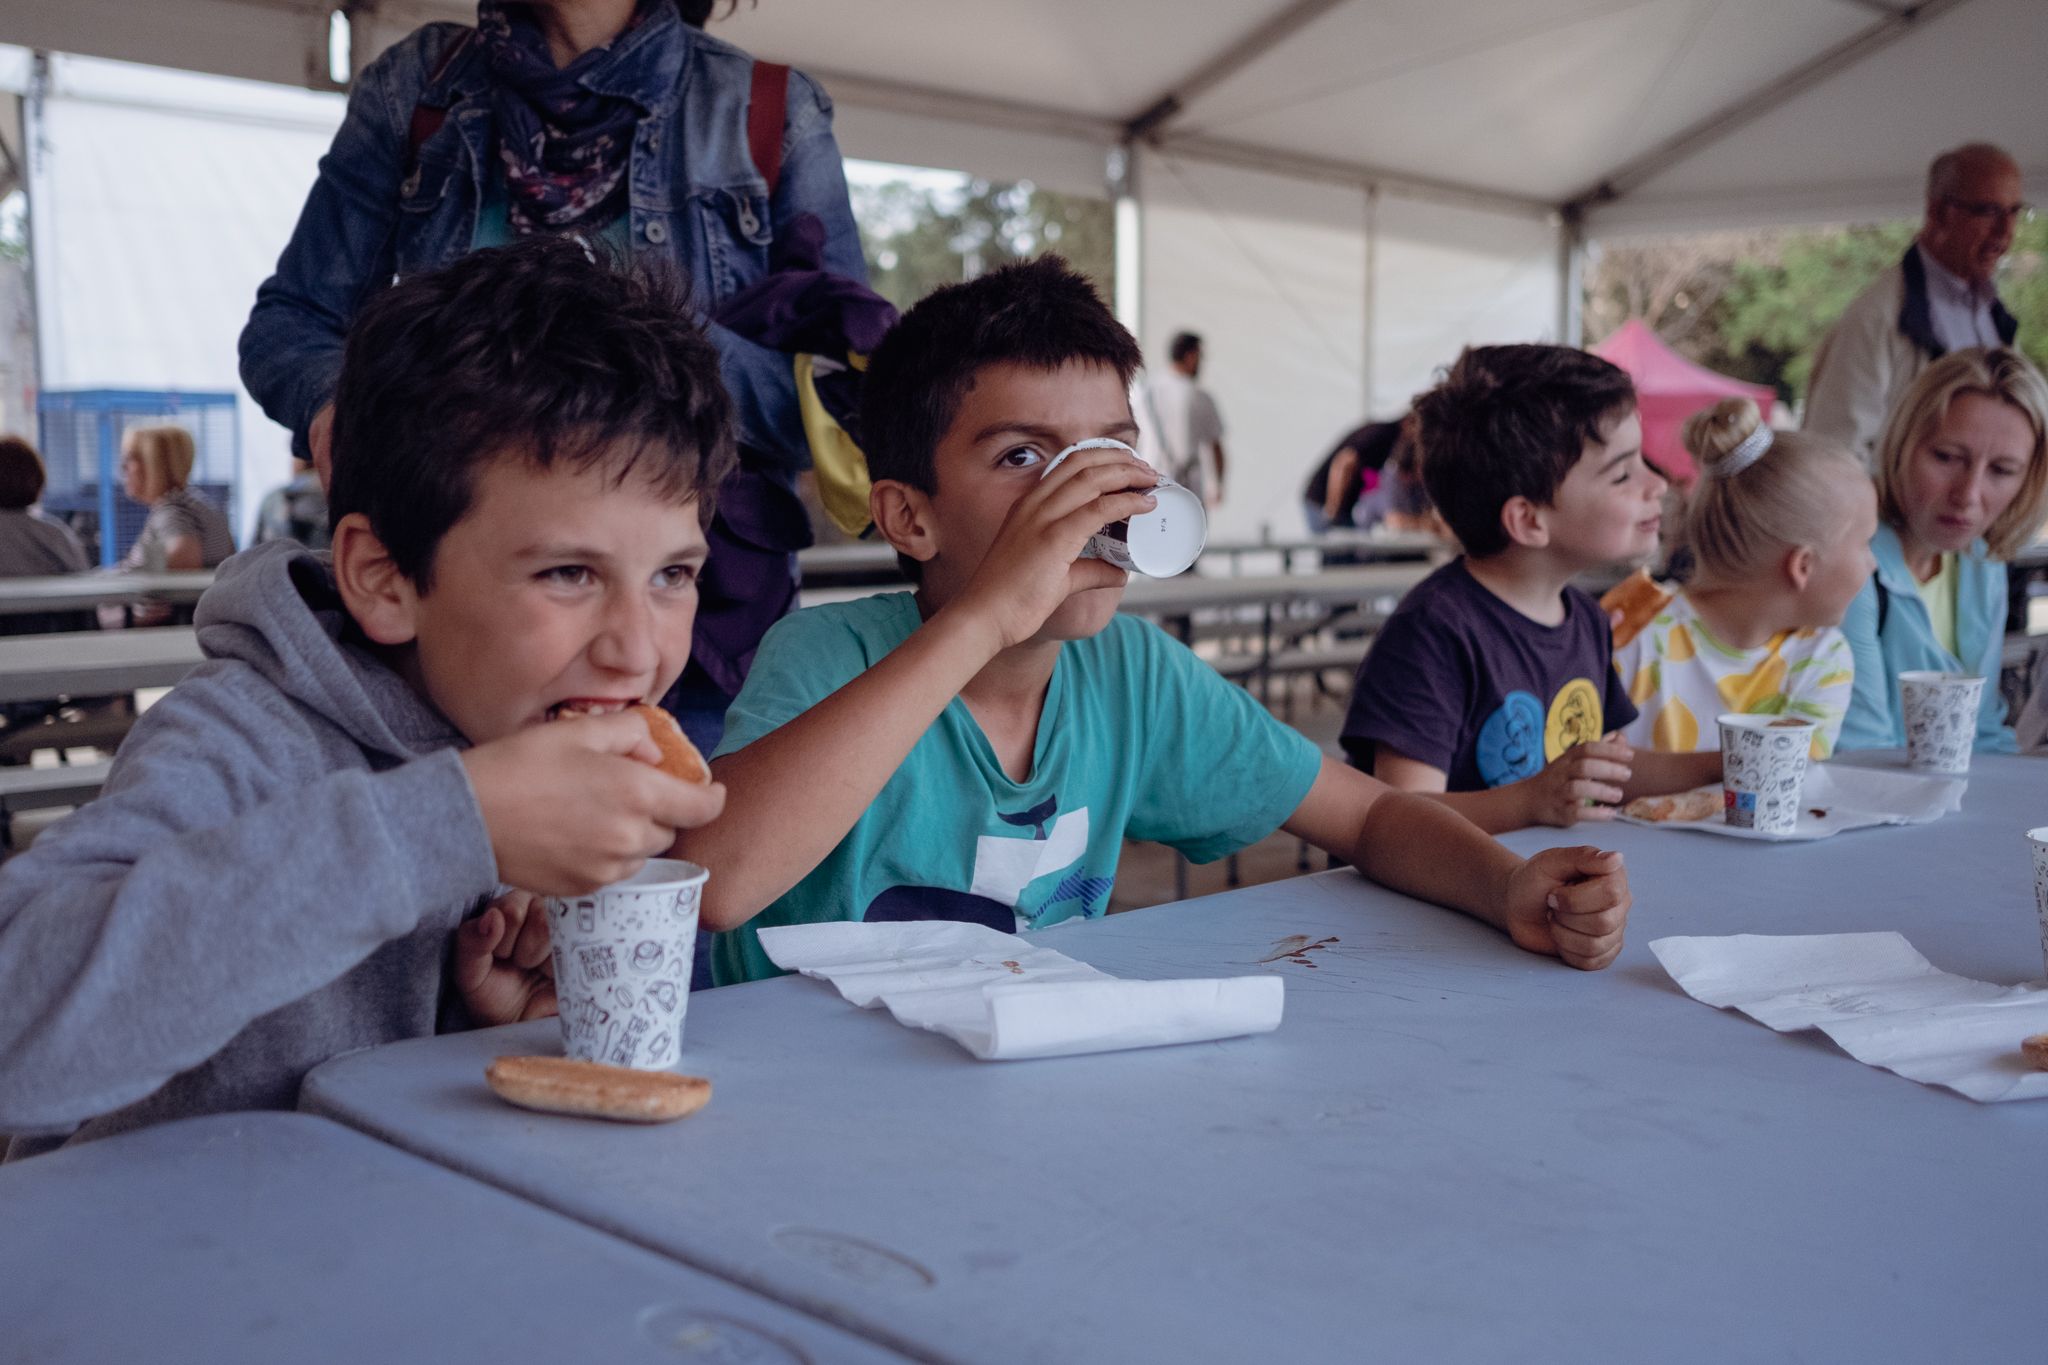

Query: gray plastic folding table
[304,754,2047,1364]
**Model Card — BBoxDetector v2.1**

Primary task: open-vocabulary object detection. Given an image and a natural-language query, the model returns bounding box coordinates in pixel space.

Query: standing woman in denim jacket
[240,0,865,752]
[1836,347,2048,754]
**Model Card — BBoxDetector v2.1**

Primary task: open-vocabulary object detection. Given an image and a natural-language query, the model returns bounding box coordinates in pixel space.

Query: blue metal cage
[35,390,240,568]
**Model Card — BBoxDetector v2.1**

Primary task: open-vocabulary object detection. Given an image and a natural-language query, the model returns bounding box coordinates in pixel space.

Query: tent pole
[1362,184,1378,417]
[1111,142,1142,337]
[1557,207,1584,347]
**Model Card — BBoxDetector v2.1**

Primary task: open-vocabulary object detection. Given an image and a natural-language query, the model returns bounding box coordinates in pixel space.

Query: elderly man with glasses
[1805,142,2030,465]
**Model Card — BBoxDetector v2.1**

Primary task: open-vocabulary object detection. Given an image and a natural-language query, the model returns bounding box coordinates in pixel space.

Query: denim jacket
[239,6,865,463]
[1836,522,2015,753]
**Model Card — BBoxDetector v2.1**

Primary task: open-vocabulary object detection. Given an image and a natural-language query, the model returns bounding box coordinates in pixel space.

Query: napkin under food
[1619,763,1963,841]
[1649,932,2048,1102]
[759,921,1284,1061]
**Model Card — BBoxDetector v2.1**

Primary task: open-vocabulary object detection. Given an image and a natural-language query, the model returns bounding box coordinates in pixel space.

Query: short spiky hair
[328,237,736,590]
[860,256,1142,494]
[1412,344,1637,558]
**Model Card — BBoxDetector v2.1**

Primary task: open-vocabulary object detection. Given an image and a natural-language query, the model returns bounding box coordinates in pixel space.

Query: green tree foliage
[1715,222,1915,398]
[851,177,1115,314]
[1590,216,2048,405]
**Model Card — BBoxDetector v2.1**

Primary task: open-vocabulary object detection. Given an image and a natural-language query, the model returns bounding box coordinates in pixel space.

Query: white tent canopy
[1,0,2039,540]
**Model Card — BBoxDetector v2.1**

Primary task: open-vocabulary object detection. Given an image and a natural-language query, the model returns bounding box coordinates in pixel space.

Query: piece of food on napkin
[1623,787,1720,823]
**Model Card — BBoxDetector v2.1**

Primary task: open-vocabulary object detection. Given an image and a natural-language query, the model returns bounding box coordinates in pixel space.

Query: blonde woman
[1838,347,2048,752]
[119,425,235,572]
[1614,401,1877,765]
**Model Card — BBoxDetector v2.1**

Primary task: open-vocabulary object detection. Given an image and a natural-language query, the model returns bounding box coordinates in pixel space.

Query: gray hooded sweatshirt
[0,541,499,1158]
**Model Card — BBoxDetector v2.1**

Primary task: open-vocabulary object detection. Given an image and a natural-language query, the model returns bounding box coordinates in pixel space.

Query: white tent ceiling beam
[1123,0,1353,142]
[1564,0,1976,216]
[1150,132,1553,220]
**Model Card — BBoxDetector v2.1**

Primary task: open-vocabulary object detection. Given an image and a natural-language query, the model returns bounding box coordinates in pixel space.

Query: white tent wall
[25,53,344,541]
[1135,149,1366,545]
[1369,195,1563,416]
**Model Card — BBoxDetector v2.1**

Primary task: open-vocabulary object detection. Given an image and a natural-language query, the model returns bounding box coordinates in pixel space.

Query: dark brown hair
[327,237,736,590]
[0,437,45,511]
[1411,344,1637,558]
[860,255,1142,496]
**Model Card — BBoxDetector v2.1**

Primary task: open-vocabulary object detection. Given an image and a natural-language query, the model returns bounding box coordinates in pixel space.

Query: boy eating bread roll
[0,240,729,1157]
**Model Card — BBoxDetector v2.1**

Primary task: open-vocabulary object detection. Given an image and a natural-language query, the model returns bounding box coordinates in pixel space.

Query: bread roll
[631,702,712,784]
[485,1055,711,1123]
[1600,567,1673,650]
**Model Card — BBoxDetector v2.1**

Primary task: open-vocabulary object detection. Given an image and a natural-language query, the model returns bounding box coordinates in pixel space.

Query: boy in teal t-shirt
[681,258,1635,986]
[711,591,1319,984]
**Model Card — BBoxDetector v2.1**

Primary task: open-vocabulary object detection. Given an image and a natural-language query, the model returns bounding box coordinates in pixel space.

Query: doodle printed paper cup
[1899,671,1983,774]
[546,859,707,1070]
[1042,438,1206,577]
[2030,827,2048,982]
[1718,714,1815,836]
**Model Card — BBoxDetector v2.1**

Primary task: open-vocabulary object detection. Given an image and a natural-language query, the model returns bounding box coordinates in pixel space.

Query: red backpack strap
[747,60,790,195]
[407,28,477,166]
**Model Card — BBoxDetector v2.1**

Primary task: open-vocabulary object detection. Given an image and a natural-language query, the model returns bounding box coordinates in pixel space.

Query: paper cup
[545,859,707,1070]
[2030,827,2048,982]
[1717,713,1815,836]
[1899,671,1983,774]
[1043,438,1207,577]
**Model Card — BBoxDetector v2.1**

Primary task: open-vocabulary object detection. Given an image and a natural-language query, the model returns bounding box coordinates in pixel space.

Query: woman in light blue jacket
[1837,347,2048,753]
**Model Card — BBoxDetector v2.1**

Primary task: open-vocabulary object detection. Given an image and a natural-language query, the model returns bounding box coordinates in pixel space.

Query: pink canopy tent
[1591,319,1775,486]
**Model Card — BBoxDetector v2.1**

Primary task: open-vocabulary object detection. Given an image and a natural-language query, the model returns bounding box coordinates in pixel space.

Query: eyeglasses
[1943,197,2035,226]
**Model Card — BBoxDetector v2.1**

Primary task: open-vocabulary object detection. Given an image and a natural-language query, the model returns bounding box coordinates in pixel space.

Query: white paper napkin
[1649,932,2048,1102]
[759,921,1285,1061]
[1618,763,1964,841]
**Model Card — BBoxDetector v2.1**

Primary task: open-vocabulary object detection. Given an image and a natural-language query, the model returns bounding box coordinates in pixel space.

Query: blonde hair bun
[1682,397,1765,471]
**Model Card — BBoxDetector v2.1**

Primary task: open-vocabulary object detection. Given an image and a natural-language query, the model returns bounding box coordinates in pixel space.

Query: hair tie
[1711,424,1772,478]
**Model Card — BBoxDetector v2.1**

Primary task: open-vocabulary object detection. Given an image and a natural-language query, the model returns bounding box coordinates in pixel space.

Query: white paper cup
[1043,438,1207,577]
[2030,827,2048,982]
[1717,713,1815,835]
[545,859,707,1070]
[1898,671,1983,774]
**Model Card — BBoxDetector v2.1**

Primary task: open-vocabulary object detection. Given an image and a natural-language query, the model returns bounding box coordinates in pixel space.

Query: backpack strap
[747,60,790,195]
[407,29,478,169]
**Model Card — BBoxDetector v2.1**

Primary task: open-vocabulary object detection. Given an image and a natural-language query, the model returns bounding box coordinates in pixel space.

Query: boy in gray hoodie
[0,239,733,1158]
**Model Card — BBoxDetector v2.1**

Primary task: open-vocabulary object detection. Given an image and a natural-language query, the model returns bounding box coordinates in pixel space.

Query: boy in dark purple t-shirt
[1342,345,1721,835]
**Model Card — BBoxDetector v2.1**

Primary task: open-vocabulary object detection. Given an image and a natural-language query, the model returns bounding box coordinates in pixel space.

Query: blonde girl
[119,425,235,572]
[1614,399,1877,760]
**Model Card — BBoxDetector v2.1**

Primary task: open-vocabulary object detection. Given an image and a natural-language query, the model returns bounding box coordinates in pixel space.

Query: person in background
[119,425,236,572]
[0,436,95,646]
[1302,419,1401,533]
[239,0,867,760]
[1138,331,1227,507]
[0,437,90,579]
[1353,422,1448,539]
[254,456,331,552]
[1837,347,2048,753]
[1805,143,2026,466]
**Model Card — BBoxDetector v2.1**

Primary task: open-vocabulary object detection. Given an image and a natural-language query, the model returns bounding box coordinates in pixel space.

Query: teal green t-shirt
[710,592,1324,985]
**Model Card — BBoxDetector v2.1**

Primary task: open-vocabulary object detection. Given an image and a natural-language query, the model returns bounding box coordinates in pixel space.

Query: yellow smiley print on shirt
[1545,677,1604,760]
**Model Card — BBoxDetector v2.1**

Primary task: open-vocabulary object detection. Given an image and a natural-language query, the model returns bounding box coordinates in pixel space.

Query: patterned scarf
[477,1,659,235]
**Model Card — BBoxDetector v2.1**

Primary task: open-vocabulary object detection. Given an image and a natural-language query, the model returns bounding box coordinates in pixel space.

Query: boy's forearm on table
[682,608,1001,930]
[1353,792,1518,932]
[1420,784,1527,837]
